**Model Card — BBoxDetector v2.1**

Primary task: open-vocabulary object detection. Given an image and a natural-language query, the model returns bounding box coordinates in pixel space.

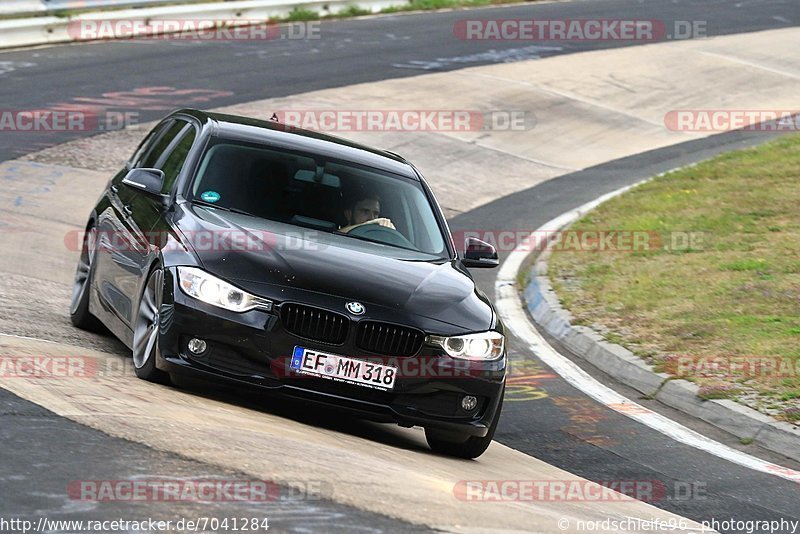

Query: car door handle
[123,205,132,216]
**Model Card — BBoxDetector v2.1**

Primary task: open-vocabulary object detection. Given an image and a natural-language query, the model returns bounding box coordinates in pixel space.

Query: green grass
[335,5,374,17]
[547,134,800,410]
[697,385,741,401]
[283,7,321,21]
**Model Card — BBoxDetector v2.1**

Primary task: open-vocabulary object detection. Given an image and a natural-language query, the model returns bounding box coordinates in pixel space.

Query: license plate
[290,346,396,391]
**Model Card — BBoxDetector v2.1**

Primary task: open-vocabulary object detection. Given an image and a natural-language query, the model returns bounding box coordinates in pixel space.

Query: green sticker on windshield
[200,191,220,203]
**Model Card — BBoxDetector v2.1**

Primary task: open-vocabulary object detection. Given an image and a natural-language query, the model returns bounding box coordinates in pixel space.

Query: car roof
[174,109,419,180]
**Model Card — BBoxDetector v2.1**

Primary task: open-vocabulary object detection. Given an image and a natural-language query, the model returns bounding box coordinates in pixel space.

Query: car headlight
[427,331,505,361]
[177,266,273,313]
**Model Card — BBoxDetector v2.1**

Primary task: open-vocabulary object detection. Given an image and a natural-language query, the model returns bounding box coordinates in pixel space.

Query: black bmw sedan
[70,109,506,458]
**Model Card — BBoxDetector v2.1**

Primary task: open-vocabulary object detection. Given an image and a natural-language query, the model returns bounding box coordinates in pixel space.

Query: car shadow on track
[61,322,450,458]
[163,372,433,454]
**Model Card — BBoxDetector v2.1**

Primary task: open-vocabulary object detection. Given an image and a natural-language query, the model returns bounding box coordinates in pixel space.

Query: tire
[425,391,504,459]
[132,267,172,385]
[69,224,104,332]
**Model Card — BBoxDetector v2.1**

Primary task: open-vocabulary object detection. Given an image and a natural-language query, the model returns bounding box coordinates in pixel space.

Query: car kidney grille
[281,303,349,344]
[356,321,424,357]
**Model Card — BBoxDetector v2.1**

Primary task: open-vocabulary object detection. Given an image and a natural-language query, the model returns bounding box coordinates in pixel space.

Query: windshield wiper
[401,257,450,263]
[191,199,260,218]
[335,231,425,254]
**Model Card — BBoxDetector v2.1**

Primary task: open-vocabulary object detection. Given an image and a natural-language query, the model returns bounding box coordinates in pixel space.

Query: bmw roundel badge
[346,301,365,315]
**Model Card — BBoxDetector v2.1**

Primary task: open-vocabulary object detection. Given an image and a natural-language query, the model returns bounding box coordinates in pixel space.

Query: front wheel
[132,267,171,385]
[425,391,504,459]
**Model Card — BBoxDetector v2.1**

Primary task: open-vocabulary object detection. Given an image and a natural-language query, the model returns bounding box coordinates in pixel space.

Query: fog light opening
[188,338,208,355]
[461,395,478,411]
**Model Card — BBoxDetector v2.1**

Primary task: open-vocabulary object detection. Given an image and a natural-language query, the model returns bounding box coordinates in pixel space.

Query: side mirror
[462,237,499,268]
[122,168,165,198]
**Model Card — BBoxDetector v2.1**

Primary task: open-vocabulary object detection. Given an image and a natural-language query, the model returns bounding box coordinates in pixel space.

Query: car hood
[173,205,495,332]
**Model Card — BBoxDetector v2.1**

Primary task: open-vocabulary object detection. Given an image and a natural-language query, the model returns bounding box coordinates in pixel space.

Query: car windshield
[189,138,450,261]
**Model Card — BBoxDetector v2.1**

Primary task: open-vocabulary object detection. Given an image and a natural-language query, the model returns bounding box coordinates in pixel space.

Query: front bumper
[157,268,506,437]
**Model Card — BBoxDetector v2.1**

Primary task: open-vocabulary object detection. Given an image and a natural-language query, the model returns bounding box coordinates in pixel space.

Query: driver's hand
[371,217,396,230]
[341,218,395,233]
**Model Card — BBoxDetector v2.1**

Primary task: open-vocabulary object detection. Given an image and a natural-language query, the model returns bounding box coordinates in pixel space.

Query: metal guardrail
[2,0,205,16]
[0,0,403,48]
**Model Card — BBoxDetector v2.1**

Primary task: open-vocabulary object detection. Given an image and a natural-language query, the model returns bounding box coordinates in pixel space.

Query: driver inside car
[339,192,396,233]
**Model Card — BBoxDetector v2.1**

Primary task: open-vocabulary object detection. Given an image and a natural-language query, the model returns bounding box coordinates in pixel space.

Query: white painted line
[458,141,580,172]
[465,71,667,129]
[695,50,800,81]
[494,175,800,485]
[0,332,59,344]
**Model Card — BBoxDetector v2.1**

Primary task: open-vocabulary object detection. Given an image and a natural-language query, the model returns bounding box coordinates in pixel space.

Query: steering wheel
[347,223,416,249]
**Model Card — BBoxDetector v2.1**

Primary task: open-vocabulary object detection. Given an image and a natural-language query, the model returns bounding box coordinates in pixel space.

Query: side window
[139,121,186,169]
[157,125,197,194]
[129,120,173,169]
